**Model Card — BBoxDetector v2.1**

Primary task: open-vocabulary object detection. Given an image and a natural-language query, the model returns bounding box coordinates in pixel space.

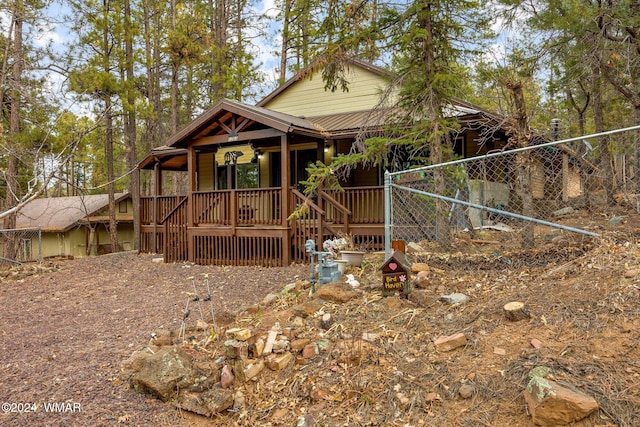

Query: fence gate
[0,227,42,265]
[384,126,640,258]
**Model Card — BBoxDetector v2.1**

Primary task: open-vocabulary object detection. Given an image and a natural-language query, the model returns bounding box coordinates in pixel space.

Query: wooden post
[230,190,237,230]
[187,147,196,262]
[153,161,162,254]
[281,135,291,265]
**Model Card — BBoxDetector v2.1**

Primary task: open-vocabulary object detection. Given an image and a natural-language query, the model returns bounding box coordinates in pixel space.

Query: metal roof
[14,193,131,233]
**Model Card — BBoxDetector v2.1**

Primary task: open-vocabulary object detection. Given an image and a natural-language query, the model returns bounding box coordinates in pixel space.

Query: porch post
[317,140,325,214]
[187,147,196,262]
[153,161,162,254]
[187,147,196,228]
[281,134,291,265]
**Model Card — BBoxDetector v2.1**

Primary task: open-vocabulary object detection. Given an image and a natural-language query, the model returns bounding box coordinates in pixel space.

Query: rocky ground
[1,207,640,427]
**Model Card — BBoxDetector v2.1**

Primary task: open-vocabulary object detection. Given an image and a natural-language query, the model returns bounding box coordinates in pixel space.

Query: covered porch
[137,99,385,266]
[139,187,384,266]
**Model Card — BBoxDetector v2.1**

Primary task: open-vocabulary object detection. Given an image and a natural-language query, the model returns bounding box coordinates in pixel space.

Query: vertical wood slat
[290,189,325,263]
[163,197,188,263]
[193,188,281,226]
[190,235,282,267]
[327,187,384,224]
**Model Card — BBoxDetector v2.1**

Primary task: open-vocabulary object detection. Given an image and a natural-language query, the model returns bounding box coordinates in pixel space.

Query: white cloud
[259,0,280,19]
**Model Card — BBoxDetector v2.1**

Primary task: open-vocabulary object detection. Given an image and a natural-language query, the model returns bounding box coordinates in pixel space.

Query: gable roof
[257,56,391,111]
[14,193,130,233]
[138,58,510,170]
[164,98,324,149]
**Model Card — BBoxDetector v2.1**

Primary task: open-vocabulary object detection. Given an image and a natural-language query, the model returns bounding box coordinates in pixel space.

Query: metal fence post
[38,226,42,263]
[384,170,391,256]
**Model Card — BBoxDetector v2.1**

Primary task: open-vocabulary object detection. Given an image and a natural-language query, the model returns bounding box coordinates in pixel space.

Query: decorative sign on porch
[380,250,411,297]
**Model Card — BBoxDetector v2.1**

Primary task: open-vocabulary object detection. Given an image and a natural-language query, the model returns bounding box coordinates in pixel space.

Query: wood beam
[192,128,285,146]
[187,146,196,263]
[280,134,291,266]
[153,162,161,253]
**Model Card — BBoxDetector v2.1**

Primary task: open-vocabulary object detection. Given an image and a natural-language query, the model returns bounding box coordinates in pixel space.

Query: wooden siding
[198,153,215,191]
[263,67,389,117]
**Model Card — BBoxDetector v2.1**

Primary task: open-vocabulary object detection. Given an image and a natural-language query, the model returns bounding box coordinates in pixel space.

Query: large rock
[524,367,598,426]
[173,388,234,416]
[313,281,360,303]
[131,346,194,401]
[120,349,153,382]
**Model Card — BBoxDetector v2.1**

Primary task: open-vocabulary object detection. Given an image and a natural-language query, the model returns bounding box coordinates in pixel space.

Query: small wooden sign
[380,250,411,297]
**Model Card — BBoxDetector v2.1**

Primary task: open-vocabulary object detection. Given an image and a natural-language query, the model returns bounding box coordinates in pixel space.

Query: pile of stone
[120,280,367,418]
[120,273,601,426]
[0,261,60,281]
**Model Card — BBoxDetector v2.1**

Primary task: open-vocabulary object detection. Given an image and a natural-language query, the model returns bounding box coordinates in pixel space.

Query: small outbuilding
[12,193,133,259]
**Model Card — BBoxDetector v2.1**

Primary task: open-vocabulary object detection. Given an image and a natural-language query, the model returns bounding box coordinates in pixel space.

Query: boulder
[173,387,234,416]
[313,281,360,303]
[131,346,194,401]
[524,367,598,426]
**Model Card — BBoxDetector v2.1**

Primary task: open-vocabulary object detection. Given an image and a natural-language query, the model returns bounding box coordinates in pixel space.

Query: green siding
[263,67,389,117]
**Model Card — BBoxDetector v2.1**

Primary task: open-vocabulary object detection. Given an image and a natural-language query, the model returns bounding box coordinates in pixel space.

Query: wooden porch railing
[193,188,282,226]
[140,186,385,264]
[319,190,351,231]
[291,189,325,262]
[324,186,384,224]
[140,195,187,225]
[140,195,186,254]
[164,197,189,263]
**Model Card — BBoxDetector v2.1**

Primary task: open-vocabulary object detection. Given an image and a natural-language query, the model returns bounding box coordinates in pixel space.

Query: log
[503,301,531,321]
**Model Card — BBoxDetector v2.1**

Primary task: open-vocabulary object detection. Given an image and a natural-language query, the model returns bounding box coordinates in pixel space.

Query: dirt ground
[0,254,309,426]
[1,207,640,427]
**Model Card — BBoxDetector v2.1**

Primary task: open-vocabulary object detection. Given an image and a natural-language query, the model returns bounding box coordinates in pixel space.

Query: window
[217,163,258,189]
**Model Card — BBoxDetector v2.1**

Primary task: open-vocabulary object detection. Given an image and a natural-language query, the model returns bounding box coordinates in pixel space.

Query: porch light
[251,150,261,163]
[324,144,330,153]
[228,130,239,142]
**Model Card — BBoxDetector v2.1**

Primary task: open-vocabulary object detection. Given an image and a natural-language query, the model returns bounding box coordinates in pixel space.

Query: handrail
[291,188,325,216]
[161,196,188,224]
[319,190,352,216]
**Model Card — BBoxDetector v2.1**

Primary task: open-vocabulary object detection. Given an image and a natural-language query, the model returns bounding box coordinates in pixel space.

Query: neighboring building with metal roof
[10,193,134,259]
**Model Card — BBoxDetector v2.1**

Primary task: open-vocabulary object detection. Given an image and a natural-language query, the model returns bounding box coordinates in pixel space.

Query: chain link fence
[0,227,42,266]
[385,126,640,260]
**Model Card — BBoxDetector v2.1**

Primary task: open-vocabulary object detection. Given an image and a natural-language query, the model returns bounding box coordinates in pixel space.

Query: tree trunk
[507,81,535,249]
[279,0,292,84]
[170,0,181,195]
[419,3,450,248]
[124,0,140,251]
[102,4,118,254]
[591,64,614,205]
[105,97,119,253]
[3,0,23,261]
[142,0,160,196]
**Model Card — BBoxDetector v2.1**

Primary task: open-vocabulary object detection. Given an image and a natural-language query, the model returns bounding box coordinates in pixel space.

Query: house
[10,193,134,259]
[137,58,510,266]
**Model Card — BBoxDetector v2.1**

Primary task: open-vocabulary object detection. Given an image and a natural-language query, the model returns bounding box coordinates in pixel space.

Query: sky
[18,0,283,115]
